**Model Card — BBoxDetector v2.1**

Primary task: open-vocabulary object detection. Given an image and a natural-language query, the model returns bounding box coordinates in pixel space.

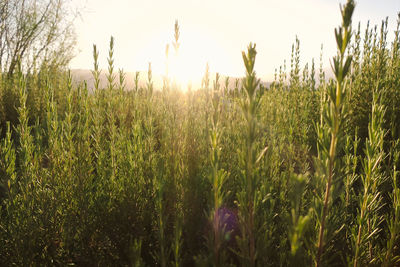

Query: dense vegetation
[1,1,400,266]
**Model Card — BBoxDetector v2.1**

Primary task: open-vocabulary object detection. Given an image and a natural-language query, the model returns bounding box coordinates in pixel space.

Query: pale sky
[69,0,400,83]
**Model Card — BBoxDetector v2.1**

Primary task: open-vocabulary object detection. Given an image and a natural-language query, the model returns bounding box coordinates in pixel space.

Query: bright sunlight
[136,21,233,90]
[168,42,205,89]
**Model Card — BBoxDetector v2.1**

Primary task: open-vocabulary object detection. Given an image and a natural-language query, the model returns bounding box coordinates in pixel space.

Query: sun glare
[140,26,233,91]
[167,43,206,89]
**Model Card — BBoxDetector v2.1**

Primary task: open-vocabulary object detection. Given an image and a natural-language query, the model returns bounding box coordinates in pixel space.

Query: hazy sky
[69,0,400,82]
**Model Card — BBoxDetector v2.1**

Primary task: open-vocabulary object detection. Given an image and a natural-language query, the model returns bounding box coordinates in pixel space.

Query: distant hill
[71,69,161,91]
[71,69,271,91]
[71,68,336,91]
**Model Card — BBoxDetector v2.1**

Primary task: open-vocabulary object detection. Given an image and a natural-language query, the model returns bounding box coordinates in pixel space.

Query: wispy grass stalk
[352,87,386,267]
[383,141,400,267]
[315,1,355,266]
[206,72,229,266]
[237,43,261,267]
[134,71,140,93]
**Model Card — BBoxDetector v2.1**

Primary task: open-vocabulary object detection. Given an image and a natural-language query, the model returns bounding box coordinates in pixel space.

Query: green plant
[352,87,386,266]
[236,43,261,267]
[314,1,355,266]
[0,2,399,265]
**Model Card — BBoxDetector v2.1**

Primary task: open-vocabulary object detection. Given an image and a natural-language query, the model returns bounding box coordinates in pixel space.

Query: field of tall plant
[0,1,399,266]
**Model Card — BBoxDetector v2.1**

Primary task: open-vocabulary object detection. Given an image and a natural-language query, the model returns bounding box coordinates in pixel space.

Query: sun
[165,28,214,90]
[139,24,233,91]
[167,43,206,89]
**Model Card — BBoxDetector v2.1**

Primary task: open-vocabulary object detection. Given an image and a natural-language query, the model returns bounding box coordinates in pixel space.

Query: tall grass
[0,0,400,266]
[315,1,354,266]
